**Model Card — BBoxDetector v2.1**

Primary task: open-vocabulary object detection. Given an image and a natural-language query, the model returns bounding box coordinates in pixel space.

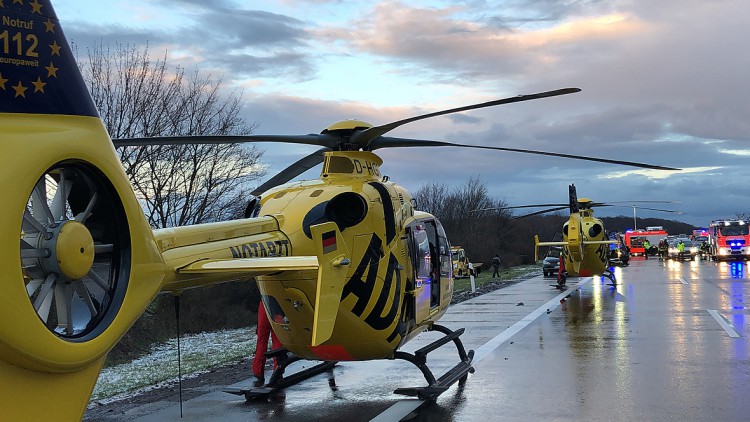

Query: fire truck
[624,227,668,256]
[707,219,750,261]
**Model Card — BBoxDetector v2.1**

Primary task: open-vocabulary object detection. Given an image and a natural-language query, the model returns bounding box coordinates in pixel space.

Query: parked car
[667,239,699,260]
[543,247,562,277]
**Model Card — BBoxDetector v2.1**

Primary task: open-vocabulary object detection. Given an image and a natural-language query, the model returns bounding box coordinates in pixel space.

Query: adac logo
[0,0,97,116]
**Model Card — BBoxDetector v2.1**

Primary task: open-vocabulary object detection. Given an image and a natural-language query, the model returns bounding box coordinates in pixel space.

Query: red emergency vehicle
[624,227,668,256]
[707,219,750,261]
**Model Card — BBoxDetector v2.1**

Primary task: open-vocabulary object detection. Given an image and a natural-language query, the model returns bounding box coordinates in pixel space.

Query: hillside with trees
[413,179,698,267]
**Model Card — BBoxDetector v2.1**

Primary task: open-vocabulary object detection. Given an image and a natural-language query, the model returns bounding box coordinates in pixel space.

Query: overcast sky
[53,0,750,227]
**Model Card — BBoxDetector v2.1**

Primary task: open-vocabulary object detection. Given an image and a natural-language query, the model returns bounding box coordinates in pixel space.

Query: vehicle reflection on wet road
[431,258,750,421]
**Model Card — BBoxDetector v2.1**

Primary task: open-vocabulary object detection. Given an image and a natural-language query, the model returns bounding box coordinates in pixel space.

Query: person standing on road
[492,254,501,277]
[677,239,685,260]
[252,301,283,387]
[658,239,668,260]
[643,239,651,259]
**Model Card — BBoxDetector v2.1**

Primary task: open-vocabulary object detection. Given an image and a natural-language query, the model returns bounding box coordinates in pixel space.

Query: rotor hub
[40,220,95,280]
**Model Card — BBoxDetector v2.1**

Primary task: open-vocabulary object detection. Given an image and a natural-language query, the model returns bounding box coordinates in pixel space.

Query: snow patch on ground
[90,327,257,404]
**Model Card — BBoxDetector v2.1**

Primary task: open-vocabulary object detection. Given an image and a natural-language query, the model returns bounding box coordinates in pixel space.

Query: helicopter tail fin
[569,183,579,214]
[1,2,169,419]
[310,223,351,346]
[0,2,98,117]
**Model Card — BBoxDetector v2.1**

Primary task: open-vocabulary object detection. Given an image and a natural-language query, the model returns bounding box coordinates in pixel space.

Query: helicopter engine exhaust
[325,192,368,229]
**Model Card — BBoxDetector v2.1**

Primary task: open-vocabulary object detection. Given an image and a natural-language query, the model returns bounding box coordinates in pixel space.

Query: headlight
[690,247,698,253]
[669,248,677,253]
[720,249,728,255]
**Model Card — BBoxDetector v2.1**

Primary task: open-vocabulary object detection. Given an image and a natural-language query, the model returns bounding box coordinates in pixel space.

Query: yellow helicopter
[0,1,680,419]
[533,184,620,287]
[509,185,679,287]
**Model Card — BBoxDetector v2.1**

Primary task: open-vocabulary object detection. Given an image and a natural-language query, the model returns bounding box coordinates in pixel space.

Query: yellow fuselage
[255,151,452,360]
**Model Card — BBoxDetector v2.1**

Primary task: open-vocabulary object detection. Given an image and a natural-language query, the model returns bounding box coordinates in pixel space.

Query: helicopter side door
[407,222,429,323]
[407,219,446,324]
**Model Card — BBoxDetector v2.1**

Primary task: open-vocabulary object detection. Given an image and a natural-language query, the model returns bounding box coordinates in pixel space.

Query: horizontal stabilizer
[177,256,319,274]
[536,241,567,247]
[582,240,618,245]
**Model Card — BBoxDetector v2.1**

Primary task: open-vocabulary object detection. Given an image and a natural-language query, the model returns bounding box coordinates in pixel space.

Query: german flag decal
[322,230,336,254]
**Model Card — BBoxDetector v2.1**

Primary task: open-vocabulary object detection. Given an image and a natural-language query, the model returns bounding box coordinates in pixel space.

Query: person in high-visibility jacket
[677,240,686,259]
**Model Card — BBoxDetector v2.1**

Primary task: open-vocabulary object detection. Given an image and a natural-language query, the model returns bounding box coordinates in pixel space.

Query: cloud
[720,149,750,156]
[63,3,318,84]
[57,0,750,227]
[447,113,484,124]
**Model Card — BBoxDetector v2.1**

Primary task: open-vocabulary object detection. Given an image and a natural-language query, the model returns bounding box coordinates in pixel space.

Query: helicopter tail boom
[156,220,351,347]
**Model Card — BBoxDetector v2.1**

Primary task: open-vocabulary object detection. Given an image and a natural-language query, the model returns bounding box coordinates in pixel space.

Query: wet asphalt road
[96,258,750,421]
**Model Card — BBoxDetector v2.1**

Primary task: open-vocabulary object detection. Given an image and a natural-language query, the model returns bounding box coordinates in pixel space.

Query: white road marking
[707,309,741,338]
[679,277,689,285]
[371,278,593,421]
[369,399,424,422]
[472,278,591,362]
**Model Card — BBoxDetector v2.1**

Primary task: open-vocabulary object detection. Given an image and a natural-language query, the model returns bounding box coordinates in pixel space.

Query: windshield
[719,224,750,236]
[630,235,662,247]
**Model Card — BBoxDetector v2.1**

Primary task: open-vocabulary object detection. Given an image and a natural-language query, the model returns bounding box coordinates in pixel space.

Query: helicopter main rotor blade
[635,206,682,213]
[250,147,330,196]
[352,88,581,148]
[478,199,682,213]
[112,134,341,149]
[590,200,681,206]
[472,203,567,212]
[513,206,570,219]
[369,137,680,171]
[597,204,682,213]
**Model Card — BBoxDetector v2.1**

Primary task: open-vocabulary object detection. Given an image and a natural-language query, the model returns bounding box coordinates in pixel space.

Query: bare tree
[414,177,513,264]
[413,181,449,219]
[78,42,265,228]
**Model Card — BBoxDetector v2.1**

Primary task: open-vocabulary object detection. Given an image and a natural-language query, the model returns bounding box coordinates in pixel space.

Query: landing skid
[392,324,475,401]
[224,349,337,401]
[603,269,617,287]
